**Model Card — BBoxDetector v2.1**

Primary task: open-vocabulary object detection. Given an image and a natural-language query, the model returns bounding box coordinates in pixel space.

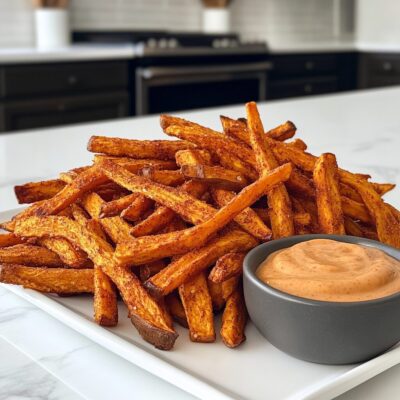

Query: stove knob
[147,38,157,48]
[168,38,178,48]
[159,38,168,48]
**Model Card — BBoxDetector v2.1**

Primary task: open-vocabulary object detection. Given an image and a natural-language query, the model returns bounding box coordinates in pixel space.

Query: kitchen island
[0,87,400,400]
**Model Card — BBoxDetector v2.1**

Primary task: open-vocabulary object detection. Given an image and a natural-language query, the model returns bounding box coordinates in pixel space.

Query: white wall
[0,0,353,48]
[356,0,400,44]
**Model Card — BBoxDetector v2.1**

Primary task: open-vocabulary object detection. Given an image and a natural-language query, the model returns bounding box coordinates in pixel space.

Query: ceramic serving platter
[2,208,400,400]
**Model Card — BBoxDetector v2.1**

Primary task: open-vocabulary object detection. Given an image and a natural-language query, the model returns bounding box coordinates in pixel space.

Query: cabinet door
[1,91,129,132]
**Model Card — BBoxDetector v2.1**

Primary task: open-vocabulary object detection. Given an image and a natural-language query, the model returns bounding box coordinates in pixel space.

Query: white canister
[202,8,230,34]
[35,8,70,50]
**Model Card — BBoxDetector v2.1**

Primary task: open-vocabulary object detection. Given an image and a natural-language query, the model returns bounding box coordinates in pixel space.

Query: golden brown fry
[340,176,400,248]
[220,285,247,348]
[38,237,90,269]
[285,167,315,199]
[0,264,94,293]
[99,193,139,218]
[372,182,396,196]
[175,149,213,167]
[88,136,194,160]
[313,153,345,235]
[246,101,294,238]
[180,164,248,191]
[165,293,188,328]
[0,233,24,248]
[211,188,272,241]
[139,168,185,187]
[208,280,225,311]
[14,216,177,350]
[121,196,154,223]
[14,179,66,204]
[0,244,63,267]
[145,227,257,298]
[115,164,291,265]
[340,183,363,203]
[179,272,215,343]
[209,253,245,283]
[344,216,364,237]
[341,196,373,224]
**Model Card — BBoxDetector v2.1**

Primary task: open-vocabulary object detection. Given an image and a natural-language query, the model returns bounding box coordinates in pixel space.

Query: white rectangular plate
[3,208,400,400]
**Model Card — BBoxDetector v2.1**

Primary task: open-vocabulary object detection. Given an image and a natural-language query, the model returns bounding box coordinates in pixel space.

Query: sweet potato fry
[344,216,364,237]
[175,149,213,167]
[99,193,139,217]
[14,216,177,350]
[208,276,240,311]
[372,182,396,196]
[139,168,185,187]
[180,164,248,191]
[341,196,373,224]
[38,237,90,269]
[313,153,345,234]
[340,176,400,248]
[246,101,294,238]
[211,188,272,241]
[121,196,154,223]
[165,293,188,328]
[0,244,63,267]
[179,272,215,342]
[0,264,94,293]
[220,285,247,348]
[14,179,66,204]
[115,164,291,265]
[88,136,194,160]
[209,253,245,283]
[339,183,363,203]
[285,167,315,199]
[145,227,257,298]
[0,233,24,248]
[139,259,167,282]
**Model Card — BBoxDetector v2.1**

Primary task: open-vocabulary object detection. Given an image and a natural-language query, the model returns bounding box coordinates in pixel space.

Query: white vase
[202,8,230,34]
[35,8,70,50]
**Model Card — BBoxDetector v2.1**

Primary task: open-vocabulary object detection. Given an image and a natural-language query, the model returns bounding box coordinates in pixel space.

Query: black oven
[135,61,270,115]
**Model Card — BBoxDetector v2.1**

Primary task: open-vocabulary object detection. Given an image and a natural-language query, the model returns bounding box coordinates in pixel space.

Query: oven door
[135,62,271,115]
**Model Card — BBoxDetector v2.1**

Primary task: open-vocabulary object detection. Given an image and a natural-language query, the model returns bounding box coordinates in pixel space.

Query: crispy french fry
[285,167,315,199]
[180,164,248,191]
[246,102,294,238]
[209,253,245,283]
[165,293,188,328]
[175,149,213,167]
[372,182,396,196]
[145,227,257,298]
[0,244,63,267]
[341,196,373,224]
[14,216,177,350]
[220,285,247,348]
[344,216,364,237]
[115,164,291,265]
[0,233,25,248]
[88,136,194,160]
[340,176,400,248]
[14,179,66,204]
[99,193,139,218]
[313,153,345,235]
[38,237,90,269]
[208,280,225,311]
[139,168,185,187]
[121,196,154,223]
[139,259,167,282]
[0,264,94,293]
[179,272,215,343]
[211,188,272,241]
[340,183,363,203]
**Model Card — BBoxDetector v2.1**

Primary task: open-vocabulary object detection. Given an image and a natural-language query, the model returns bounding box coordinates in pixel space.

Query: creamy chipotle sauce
[256,239,400,302]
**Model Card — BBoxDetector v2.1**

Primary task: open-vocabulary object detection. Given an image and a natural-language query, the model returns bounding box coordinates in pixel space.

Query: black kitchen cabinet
[267,52,357,100]
[358,53,400,88]
[0,61,130,133]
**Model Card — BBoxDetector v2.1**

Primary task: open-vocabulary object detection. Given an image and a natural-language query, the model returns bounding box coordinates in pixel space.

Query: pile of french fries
[1,102,399,351]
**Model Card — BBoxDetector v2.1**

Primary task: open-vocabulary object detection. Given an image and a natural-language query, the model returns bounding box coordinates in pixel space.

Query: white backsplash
[0,0,353,48]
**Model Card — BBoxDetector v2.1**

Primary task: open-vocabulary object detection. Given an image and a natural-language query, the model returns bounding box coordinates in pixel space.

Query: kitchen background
[0,0,399,133]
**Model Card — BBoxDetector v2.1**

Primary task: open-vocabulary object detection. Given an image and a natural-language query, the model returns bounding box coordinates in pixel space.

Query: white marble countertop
[3,39,400,65]
[1,87,400,399]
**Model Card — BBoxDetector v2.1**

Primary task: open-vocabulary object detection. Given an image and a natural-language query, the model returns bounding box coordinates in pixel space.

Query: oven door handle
[138,62,273,79]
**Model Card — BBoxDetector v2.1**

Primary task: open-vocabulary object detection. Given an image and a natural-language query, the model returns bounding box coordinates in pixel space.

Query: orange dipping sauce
[256,239,400,302]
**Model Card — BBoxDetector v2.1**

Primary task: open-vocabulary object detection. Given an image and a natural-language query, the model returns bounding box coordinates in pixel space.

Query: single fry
[313,153,345,234]
[341,196,373,224]
[100,193,139,218]
[175,149,213,167]
[115,164,291,265]
[88,136,194,160]
[0,244,63,267]
[180,164,248,191]
[344,217,364,237]
[15,216,177,350]
[0,233,25,248]
[246,101,294,238]
[14,179,66,204]
[139,168,185,186]
[0,264,94,293]
[209,253,245,283]
[121,196,154,222]
[179,272,215,342]
[211,188,272,241]
[220,286,247,348]
[145,227,257,298]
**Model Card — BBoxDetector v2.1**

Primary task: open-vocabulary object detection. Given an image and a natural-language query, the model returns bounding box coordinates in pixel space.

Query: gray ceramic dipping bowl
[243,234,400,365]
